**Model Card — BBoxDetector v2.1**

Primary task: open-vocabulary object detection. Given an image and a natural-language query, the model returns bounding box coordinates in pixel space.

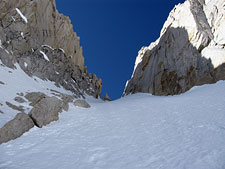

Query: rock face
[29,96,63,128]
[124,0,225,96]
[0,0,102,98]
[0,113,34,144]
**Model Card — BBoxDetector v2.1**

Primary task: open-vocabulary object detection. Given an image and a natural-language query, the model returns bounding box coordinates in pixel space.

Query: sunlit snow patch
[11,16,16,22]
[40,51,50,61]
[15,8,28,23]
[59,48,65,53]
[21,32,24,38]
[0,40,2,48]
[202,47,225,68]
[42,45,54,50]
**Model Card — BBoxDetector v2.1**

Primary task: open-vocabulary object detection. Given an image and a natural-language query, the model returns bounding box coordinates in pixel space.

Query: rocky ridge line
[0,0,102,98]
[124,0,225,96]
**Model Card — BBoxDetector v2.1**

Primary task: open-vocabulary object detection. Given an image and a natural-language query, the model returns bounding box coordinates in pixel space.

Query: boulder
[29,96,63,128]
[0,113,34,144]
[74,100,91,108]
[25,92,46,106]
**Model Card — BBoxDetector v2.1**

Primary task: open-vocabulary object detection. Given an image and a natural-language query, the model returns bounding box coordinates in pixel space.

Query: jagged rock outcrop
[124,0,225,96]
[0,0,102,98]
[0,113,34,144]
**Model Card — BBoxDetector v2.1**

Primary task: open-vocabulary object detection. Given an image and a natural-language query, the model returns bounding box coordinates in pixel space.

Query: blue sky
[55,0,184,100]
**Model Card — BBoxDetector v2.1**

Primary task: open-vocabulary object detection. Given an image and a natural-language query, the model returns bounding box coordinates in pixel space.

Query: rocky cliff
[0,0,102,98]
[124,0,225,96]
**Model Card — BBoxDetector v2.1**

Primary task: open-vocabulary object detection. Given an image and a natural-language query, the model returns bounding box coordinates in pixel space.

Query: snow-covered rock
[74,100,91,108]
[124,0,225,96]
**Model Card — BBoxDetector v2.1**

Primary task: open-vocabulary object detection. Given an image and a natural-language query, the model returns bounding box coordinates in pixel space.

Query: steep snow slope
[0,79,225,169]
[0,60,74,128]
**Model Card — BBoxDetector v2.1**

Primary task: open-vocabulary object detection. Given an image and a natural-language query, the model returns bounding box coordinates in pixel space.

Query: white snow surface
[40,50,50,61]
[15,8,28,23]
[59,48,65,53]
[0,61,225,169]
[24,62,28,68]
[21,32,24,38]
[202,47,225,68]
[0,39,2,48]
[42,45,54,50]
[11,16,16,22]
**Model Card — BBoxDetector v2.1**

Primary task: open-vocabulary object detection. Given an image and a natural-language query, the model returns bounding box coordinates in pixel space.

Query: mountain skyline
[55,0,185,100]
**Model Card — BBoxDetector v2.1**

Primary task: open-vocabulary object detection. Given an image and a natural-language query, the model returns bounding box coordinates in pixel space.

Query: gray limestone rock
[0,113,34,144]
[29,96,63,128]
[74,100,91,108]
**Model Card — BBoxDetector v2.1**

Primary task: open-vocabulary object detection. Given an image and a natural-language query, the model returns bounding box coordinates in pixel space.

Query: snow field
[0,78,225,169]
